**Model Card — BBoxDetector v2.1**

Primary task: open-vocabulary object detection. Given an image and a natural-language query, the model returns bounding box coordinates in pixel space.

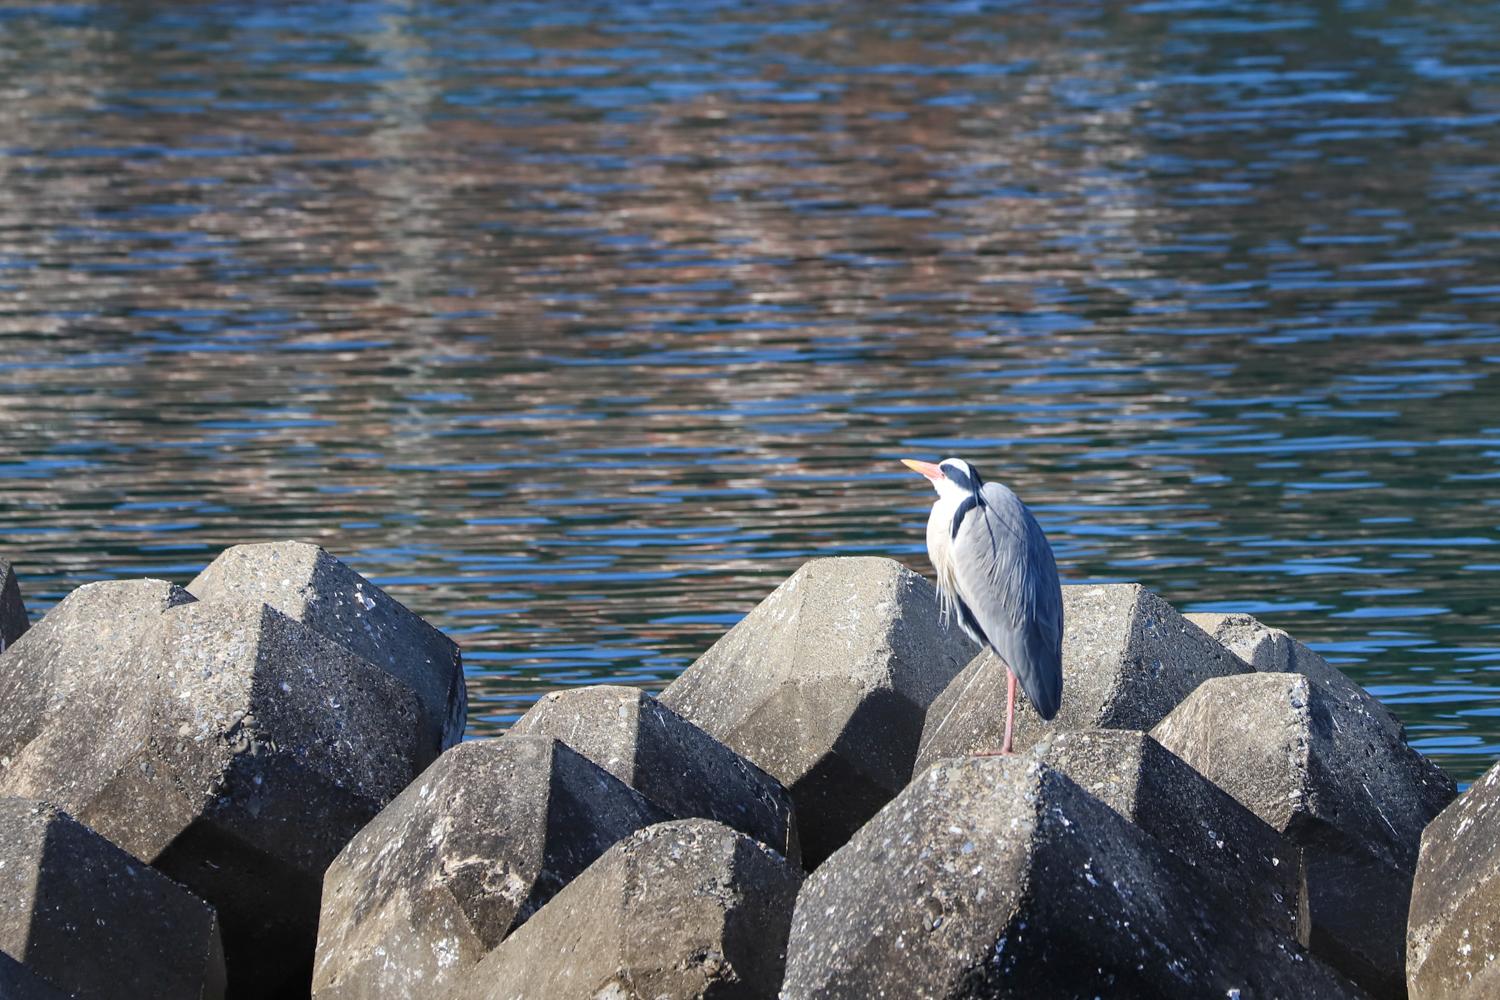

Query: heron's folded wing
[949,483,1064,719]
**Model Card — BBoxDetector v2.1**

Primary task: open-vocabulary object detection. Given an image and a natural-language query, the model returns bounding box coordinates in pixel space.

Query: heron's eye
[941,464,973,491]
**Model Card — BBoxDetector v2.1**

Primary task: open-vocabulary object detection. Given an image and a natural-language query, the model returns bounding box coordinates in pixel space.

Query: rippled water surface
[1,0,1498,780]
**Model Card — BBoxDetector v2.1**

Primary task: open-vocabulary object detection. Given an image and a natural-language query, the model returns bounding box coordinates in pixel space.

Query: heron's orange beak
[901,458,944,482]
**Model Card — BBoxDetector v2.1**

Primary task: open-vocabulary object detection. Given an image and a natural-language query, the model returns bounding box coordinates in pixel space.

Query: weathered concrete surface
[458,819,803,1000]
[313,736,670,1000]
[1299,836,1416,1000]
[510,685,799,865]
[918,583,1247,766]
[1152,671,1453,876]
[0,797,226,1000]
[0,579,195,773]
[781,756,1364,999]
[1037,729,1299,939]
[1191,603,1432,991]
[1408,759,1500,999]
[1188,611,1402,741]
[190,540,465,758]
[1153,671,1455,999]
[0,951,69,1000]
[0,557,27,651]
[0,599,426,998]
[659,557,974,866]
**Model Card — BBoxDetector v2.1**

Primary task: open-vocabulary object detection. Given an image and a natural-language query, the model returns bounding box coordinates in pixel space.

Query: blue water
[0,0,1497,780]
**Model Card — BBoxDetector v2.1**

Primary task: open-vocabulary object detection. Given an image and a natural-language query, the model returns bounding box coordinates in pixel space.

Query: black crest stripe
[941,464,972,491]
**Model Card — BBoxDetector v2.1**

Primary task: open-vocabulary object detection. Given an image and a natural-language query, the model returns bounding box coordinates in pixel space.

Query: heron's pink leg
[972,660,1020,758]
[1000,667,1018,756]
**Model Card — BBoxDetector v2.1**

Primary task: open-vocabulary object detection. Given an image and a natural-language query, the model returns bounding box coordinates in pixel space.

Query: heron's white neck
[930,477,972,505]
[925,489,968,635]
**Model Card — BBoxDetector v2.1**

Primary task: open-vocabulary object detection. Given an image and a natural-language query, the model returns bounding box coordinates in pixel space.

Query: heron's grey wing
[948,482,1064,719]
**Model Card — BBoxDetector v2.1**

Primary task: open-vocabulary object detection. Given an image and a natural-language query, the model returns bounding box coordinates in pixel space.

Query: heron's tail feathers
[1015,630,1062,721]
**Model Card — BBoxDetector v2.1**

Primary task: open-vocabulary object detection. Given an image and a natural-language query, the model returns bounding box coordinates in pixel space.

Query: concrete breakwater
[0,545,1492,999]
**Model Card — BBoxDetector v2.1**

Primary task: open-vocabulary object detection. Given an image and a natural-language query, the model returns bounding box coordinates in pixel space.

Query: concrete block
[0,558,27,651]
[312,736,670,1000]
[1187,611,1402,740]
[190,541,465,757]
[1408,759,1500,999]
[1038,729,1299,940]
[511,685,798,865]
[0,599,427,998]
[0,797,225,1000]
[0,951,68,1000]
[0,580,194,773]
[781,756,1363,999]
[457,819,802,1000]
[660,557,974,866]
[1153,671,1455,998]
[1298,833,1414,1000]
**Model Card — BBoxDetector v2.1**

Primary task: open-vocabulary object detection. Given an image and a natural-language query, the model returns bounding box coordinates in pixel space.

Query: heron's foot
[970,748,1014,758]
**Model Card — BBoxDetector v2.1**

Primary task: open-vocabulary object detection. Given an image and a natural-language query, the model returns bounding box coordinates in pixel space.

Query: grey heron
[902,457,1063,755]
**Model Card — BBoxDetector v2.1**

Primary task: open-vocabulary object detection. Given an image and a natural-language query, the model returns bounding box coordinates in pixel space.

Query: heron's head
[901,456,981,500]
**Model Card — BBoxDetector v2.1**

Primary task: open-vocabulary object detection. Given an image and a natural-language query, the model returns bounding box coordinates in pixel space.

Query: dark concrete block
[0,951,69,1000]
[1187,611,1403,741]
[0,599,427,999]
[659,557,974,866]
[781,756,1363,999]
[918,583,1247,767]
[1408,759,1500,999]
[0,797,225,1000]
[1038,729,1299,940]
[510,685,799,865]
[1152,671,1453,878]
[1153,671,1455,998]
[0,580,195,774]
[0,558,27,651]
[190,541,465,758]
[457,819,803,1000]
[1299,833,1413,1000]
[313,736,671,1000]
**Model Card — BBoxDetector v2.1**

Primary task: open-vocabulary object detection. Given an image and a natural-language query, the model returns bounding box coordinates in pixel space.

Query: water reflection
[0,0,1497,780]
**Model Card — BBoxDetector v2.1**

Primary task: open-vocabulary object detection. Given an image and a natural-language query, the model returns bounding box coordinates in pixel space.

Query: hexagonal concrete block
[1187,611,1402,741]
[313,736,671,1000]
[1408,759,1500,1000]
[918,583,1248,766]
[659,557,975,866]
[189,541,465,758]
[0,798,225,1000]
[1153,671,1452,879]
[781,756,1363,999]
[0,579,195,779]
[510,685,799,865]
[0,599,427,998]
[457,819,803,1000]
[1037,730,1299,940]
[1153,671,1456,999]
[0,557,27,651]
